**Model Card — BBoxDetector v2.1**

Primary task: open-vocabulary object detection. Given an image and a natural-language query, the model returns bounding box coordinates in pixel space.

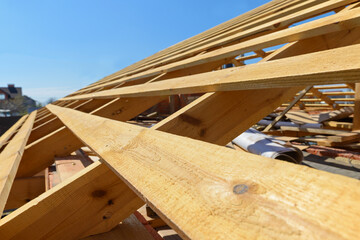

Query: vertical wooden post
[353,83,360,130]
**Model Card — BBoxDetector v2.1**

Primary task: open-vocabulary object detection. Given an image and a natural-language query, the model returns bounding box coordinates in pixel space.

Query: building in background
[0,84,37,117]
[0,84,39,135]
[0,84,22,100]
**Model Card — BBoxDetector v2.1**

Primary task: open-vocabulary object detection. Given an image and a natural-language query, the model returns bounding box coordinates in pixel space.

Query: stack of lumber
[261,107,360,153]
[1,1,360,239]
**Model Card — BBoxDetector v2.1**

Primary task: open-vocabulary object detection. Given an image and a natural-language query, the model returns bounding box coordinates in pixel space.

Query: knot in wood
[233,184,248,195]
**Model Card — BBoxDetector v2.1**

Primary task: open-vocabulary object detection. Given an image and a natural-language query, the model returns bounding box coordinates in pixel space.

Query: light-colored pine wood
[154,87,302,145]
[62,43,360,101]
[17,96,165,178]
[284,111,319,124]
[3,1,360,239]
[264,86,313,131]
[154,37,309,145]
[0,115,27,150]
[81,214,155,240]
[0,111,36,215]
[47,105,360,240]
[0,161,144,240]
[279,126,350,136]
[310,88,340,109]
[74,6,360,94]
[4,175,45,210]
[353,83,360,130]
[323,121,353,130]
[87,0,324,86]
[95,0,356,86]
[318,107,354,123]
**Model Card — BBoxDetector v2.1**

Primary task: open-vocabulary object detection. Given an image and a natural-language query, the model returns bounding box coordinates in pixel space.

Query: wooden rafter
[43,105,360,240]
[1,1,360,239]
[0,112,36,214]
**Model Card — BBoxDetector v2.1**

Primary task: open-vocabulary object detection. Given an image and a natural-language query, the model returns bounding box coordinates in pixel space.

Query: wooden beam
[323,121,353,130]
[0,111,36,215]
[16,96,165,178]
[153,35,314,145]
[154,88,302,146]
[0,115,27,150]
[346,83,356,91]
[81,214,155,240]
[73,6,360,94]
[4,175,45,210]
[62,43,360,101]
[28,99,108,144]
[0,41,304,237]
[95,0,358,87]
[46,105,360,240]
[3,36,354,237]
[264,86,313,131]
[310,88,340,109]
[0,161,144,239]
[353,83,360,130]
[279,126,350,136]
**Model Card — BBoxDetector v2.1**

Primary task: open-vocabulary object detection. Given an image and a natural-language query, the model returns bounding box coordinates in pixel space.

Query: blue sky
[0,0,270,103]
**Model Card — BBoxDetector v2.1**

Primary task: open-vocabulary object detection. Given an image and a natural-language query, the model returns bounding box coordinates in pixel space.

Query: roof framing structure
[1,0,360,239]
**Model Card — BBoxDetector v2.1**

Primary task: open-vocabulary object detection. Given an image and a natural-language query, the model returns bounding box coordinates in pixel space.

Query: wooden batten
[1,1,360,239]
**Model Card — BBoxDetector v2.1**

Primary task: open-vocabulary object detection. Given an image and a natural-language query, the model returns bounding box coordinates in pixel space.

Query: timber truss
[1,0,360,239]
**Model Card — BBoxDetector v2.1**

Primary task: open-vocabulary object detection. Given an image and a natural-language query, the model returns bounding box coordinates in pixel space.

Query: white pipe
[232,128,303,163]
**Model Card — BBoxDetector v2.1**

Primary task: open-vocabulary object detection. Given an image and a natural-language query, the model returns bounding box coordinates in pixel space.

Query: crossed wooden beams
[1,0,360,239]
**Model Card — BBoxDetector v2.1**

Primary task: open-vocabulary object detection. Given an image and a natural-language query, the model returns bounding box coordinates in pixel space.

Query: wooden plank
[98,0,356,85]
[1,80,300,237]
[154,87,302,146]
[264,86,312,131]
[323,121,353,130]
[153,37,311,145]
[310,88,340,109]
[47,105,360,240]
[328,132,360,142]
[353,83,360,130]
[89,0,316,84]
[28,99,109,144]
[4,176,45,210]
[282,103,355,108]
[81,214,156,240]
[314,84,349,89]
[73,0,292,90]
[0,161,144,239]
[284,111,319,124]
[0,111,36,215]
[279,126,350,136]
[318,107,354,123]
[62,43,360,101]
[20,34,314,181]
[2,31,358,239]
[95,0,292,76]
[297,92,355,96]
[16,96,165,178]
[0,41,304,237]
[73,6,360,94]
[138,205,167,229]
[346,83,356,91]
[0,115,27,150]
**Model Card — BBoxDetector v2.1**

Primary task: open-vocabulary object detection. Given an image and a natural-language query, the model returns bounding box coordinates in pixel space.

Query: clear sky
[0,0,270,103]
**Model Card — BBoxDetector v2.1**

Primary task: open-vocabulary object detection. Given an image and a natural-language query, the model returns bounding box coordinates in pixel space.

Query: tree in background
[46,97,57,105]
